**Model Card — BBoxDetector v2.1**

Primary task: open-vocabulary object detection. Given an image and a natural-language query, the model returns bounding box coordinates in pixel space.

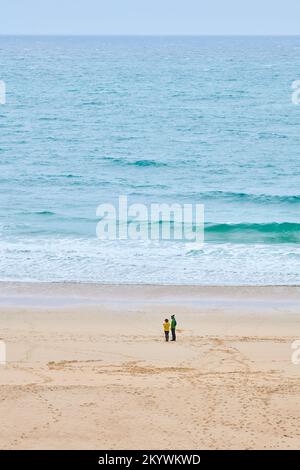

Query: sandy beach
[0,282,299,450]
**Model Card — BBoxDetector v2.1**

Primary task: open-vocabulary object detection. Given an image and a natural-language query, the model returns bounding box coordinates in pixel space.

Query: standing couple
[163,315,177,342]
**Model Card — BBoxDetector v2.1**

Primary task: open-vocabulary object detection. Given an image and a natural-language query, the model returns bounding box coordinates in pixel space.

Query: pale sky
[1,0,300,35]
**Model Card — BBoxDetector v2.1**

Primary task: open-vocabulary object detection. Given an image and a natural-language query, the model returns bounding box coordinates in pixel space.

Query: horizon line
[0,33,300,37]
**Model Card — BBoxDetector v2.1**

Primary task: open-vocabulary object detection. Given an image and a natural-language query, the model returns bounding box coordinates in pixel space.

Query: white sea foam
[0,237,299,285]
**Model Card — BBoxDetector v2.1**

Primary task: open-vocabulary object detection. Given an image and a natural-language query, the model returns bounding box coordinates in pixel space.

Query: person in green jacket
[171,314,177,342]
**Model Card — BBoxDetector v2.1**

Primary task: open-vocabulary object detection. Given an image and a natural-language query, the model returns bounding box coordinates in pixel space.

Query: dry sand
[0,283,299,450]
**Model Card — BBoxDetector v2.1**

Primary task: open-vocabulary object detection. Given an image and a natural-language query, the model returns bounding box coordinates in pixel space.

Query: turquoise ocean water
[0,36,299,284]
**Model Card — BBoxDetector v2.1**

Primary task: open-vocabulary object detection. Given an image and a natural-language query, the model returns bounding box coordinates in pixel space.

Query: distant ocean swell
[191,192,300,205]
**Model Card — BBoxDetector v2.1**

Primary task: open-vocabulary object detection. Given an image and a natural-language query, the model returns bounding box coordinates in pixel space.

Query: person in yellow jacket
[163,318,170,342]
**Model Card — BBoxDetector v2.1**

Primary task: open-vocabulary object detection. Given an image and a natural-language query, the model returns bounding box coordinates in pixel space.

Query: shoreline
[0,282,299,309]
[1,280,300,287]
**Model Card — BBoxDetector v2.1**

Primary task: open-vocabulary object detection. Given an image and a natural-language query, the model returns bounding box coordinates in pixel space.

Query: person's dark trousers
[171,328,176,341]
[165,331,169,342]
